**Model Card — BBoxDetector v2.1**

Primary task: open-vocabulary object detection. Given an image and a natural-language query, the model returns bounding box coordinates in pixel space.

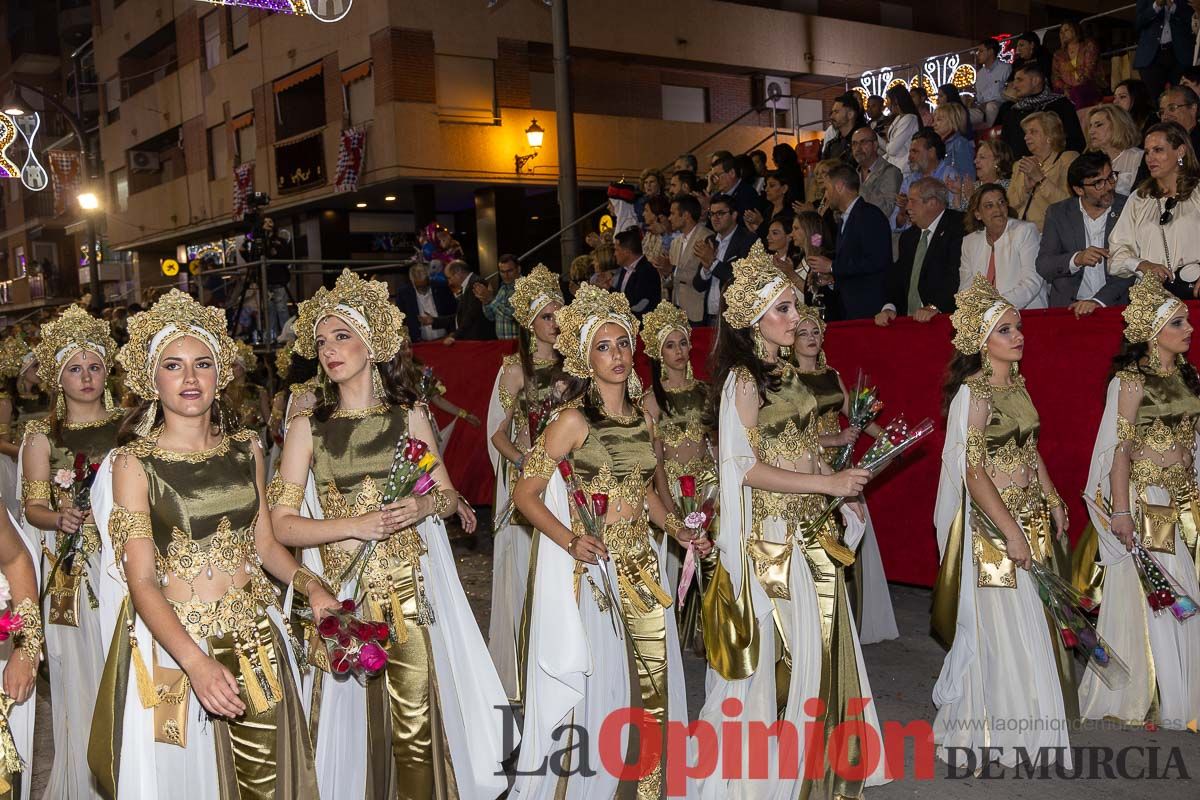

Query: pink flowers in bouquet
[674,474,716,605]
[0,608,23,644]
[316,598,389,677]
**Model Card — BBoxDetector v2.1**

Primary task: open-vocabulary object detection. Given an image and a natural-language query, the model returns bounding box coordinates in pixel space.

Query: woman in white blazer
[883,84,921,174]
[960,183,1048,309]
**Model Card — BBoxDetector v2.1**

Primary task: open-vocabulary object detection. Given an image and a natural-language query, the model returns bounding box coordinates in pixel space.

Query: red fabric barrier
[414,302,1200,588]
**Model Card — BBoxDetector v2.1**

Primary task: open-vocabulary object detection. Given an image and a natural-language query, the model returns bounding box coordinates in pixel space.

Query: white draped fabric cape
[697,373,887,799]
[17,434,104,799]
[1,508,39,800]
[856,505,899,645]
[931,384,1070,769]
[0,455,19,520]
[1078,377,1200,727]
[514,469,691,799]
[286,405,515,800]
[484,370,532,701]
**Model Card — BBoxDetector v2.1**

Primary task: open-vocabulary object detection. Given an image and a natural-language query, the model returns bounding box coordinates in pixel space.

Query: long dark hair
[1115,79,1155,130]
[1135,122,1200,201]
[940,351,983,416]
[313,349,420,423]
[1108,339,1200,398]
[702,321,781,430]
[886,84,919,117]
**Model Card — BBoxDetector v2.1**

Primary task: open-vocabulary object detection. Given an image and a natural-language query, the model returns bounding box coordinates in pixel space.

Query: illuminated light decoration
[13,113,48,192]
[850,86,869,110]
[995,34,1016,64]
[860,68,896,101]
[199,0,308,13]
[0,114,18,178]
[303,0,354,22]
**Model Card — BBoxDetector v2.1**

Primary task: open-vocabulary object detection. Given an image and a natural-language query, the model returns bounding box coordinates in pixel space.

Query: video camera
[241,192,273,259]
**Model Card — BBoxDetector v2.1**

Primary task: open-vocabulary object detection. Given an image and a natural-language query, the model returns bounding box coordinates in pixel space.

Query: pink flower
[810,233,823,248]
[53,468,74,490]
[357,642,388,673]
[0,610,21,636]
[413,473,438,496]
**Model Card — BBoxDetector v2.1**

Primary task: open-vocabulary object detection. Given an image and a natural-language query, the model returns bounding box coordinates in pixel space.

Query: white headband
[1151,299,1181,339]
[55,342,107,381]
[315,304,375,358]
[579,315,634,363]
[528,293,556,319]
[147,324,222,384]
[750,276,791,325]
[980,301,1015,347]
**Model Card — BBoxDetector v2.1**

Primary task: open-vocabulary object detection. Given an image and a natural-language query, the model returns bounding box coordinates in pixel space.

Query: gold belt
[973,484,1051,589]
[168,579,278,641]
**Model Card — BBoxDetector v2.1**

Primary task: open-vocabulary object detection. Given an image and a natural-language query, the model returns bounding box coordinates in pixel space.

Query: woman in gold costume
[639,301,714,652]
[226,341,271,436]
[931,275,1073,771]
[19,305,122,799]
[269,269,512,799]
[1078,276,1200,729]
[89,289,336,798]
[696,241,885,799]
[0,337,44,520]
[792,309,899,645]
[0,461,42,800]
[512,284,709,799]
[485,264,564,702]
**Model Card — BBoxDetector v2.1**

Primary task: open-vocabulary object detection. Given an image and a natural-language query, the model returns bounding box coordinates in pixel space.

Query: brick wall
[181,115,206,177]
[323,53,343,129]
[370,28,393,109]
[175,8,200,69]
[496,38,531,108]
[390,29,436,103]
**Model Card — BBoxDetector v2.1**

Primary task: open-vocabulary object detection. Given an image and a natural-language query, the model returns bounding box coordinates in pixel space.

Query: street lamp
[1,87,24,117]
[77,192,99,211]
[515,119,545,173]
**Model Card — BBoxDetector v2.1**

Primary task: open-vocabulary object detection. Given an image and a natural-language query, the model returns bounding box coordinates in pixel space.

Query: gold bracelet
[664,512,686,537]
[14,597,42,663]
[291,566,325,598]
[430,489,452,517]
[1044,490,1063,510]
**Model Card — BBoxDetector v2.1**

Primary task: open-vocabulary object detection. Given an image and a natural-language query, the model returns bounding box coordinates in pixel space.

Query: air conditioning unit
[753,75,791,109]
[130,150,161,172]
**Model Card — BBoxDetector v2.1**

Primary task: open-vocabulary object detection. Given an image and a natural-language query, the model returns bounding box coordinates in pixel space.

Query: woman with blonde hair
[1085,104,1144,195]
[1007,110,1079,231]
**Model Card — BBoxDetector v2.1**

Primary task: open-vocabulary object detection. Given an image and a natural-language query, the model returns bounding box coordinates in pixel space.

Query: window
[275,63,325,139]
[202,11,222,70]
[435,54,497,123]
[229,7,249,54]
[343,62,374,126]
[127,126,184,195]
[530,71,555,110]
[661,85,708,123]
[233,114,256,165]
[104,78,121,124]
[118,22,177,98]
[111,168,129,212]
[208,123,228,180]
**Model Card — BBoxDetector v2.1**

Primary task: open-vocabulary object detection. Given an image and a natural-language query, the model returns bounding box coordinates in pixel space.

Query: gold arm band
[109,505,153,564]
[664,512,686,538]
[0,422,10,435]
[523,438,557,481]
[266,476,305,509]
[498,385,517,413]
[14,597,42,663]
[1116,416,1137,444]
[430,489,452,517]
[291,566,326,598]
[21,480,51,503]
[1044,490,1063,509]
[965,426,986,469]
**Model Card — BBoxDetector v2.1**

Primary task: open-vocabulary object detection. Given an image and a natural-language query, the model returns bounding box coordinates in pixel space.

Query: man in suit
[397,262,457,342]
[851,125,903,219]
[611,228,661,319]
[875,177,964,326]
[662,194,711,324]
[807,165,890,320]
[1035,152,1134,316]
[439,260,495,343]
[692,194,757,325]
[710,154,761,216]
[997,62,1087,159]
[1134,0,1196,99]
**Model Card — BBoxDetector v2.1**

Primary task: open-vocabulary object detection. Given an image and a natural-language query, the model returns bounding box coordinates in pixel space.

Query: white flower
[684,511,705,530]
[0,570,11,607]
[53,468,74,489]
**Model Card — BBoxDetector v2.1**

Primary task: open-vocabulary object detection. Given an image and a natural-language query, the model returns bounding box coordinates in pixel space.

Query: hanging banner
[232,162,255,221]
[49,150,83,216]
[334,126,366,192]
[274,130,325,194]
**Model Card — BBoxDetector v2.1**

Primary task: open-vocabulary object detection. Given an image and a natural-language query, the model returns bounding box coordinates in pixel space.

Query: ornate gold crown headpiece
[294,268,407,362]
[949,275,1016,354]
[275,342,294,379]
[510,264,564,330]
[118,289,236,400]
[641,301,690,360]
[1123,275,1182,343]
[34,304,117,389]
[0,335,34,380]
[722,240,792,329]
[232,340,256,371]
[554,283,640,378]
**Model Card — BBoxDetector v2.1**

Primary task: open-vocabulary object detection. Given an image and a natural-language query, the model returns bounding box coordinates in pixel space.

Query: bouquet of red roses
[674,475,716,605]
[43,451,102,604]
[312,598,389,677]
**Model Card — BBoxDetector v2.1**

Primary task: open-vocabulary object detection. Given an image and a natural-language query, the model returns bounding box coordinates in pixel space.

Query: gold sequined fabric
[744,366,822,469]
[265,476,305,510]
[1120,369,1200,457]
[566,410,657,513]
[965,376,1041,478]
[655,382,709,449]
[25,412,121,512]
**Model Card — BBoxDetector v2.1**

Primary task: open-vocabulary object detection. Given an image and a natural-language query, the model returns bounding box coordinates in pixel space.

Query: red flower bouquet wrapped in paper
[312,598,390,678]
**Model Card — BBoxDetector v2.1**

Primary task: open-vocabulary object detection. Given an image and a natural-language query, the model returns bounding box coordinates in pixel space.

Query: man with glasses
[1158,86,1200,155]
[851,125,902,219]
[1035,152,1133,314]
[709,154,760,216]
[692,194,756,325]
[475,253,521,339]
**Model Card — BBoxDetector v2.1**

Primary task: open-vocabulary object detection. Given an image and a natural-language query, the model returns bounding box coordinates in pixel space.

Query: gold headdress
[118,289,237,402]
[294,268,406,362]
[553,283,640,379]
[232,340,256,371]
[275,342,294,379]
[722,240,792,329]
[0,335,34,380]
[31,305,116,392]
[1123,275,1183,343]
[641,301,690,360]
[949,275,1016,354]
[510,264,564,330]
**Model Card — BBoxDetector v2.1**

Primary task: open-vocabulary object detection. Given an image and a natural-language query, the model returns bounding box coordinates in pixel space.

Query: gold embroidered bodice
[656,380,714,489]
[1117,368,1200,500]
[498,354,560,447]
[115,429,276,639]
[744,366,823,469]
[308,403,424,584]
[569,409,657,520]
[798,367,844,437]
[965,377,1041,491]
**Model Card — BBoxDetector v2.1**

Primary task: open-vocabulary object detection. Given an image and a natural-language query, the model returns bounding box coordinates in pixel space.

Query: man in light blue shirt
[970,38,1011,128]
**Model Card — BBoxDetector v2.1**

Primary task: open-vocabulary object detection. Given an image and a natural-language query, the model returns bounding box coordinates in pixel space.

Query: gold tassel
[134,399,158,437]
[256,643,283,703]
[638,563,674,608]
[0,693,26,789]
[129,628,160,708]
[817,530,856,567]
[573,561,584,601]
[389,591,408,645]
[238,648,272,715]
[55,391,66,418]
[617,570,651,614]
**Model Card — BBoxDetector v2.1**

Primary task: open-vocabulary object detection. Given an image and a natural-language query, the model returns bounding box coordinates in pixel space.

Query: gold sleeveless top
[1117,368,1200,503]
[741,365,825,533]
[115,429,277,639]
[568,409,657,551]
[498,354,560,438]
[307,403,425,587]
[656,380,713,486]
[798,366,845,463]
[22,412,122,555]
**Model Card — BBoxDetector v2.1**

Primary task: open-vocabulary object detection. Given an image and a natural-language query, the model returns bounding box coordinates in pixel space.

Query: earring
[627,370,644,401]
[371,364,386,400]
[780,345,793,360]
[752,325,769,361]
[980,352,994,378]
[587,375,604,408]
[1180,156,1186,167]
[213,390,226,432]
[1009,360,1020,379]
[135,399,158,437]
[55,391,66,418]
[685,360,694,382]
[816,349,827,370]
[103,385,115,413]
